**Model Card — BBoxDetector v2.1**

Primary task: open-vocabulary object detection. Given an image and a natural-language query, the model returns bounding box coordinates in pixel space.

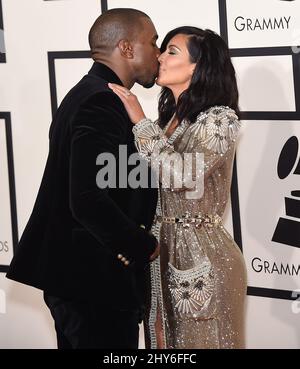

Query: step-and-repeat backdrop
[0,0,299,348]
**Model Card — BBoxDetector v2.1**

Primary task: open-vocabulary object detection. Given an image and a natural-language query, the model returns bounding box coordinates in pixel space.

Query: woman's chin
[155,78,164,87]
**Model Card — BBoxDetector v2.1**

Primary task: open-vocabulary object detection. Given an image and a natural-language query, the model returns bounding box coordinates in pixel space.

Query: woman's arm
[108,84,241,198]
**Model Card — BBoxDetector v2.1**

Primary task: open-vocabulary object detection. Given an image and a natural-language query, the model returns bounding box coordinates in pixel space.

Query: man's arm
[69,92,157,267]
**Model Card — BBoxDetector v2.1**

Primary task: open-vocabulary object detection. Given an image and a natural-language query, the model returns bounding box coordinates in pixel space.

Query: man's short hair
[88,8,150,56]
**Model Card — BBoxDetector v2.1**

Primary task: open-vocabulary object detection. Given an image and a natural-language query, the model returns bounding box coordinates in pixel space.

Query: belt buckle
[164,216,175,224]
[178,211,190,228]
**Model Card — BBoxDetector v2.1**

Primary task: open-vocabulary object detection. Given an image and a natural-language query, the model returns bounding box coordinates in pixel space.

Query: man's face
[131,18,160,88]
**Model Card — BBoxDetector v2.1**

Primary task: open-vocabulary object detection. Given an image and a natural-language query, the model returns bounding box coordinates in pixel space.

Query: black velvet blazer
[7,62,158,309]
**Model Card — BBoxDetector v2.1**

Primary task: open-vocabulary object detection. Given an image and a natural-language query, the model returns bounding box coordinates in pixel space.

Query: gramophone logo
[272,136,300,248]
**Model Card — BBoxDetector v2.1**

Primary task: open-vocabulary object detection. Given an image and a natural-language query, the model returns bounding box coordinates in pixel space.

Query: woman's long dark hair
[158,26,240,127]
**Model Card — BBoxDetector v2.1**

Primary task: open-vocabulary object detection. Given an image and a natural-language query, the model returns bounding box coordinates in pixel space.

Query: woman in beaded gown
[109,26,247,349]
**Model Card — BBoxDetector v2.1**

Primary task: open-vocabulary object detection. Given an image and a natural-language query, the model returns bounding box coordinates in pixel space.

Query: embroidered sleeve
[198,106,241,155]
[186,106,242,183]
[132,107,241,198]
[132,118,171,162]
[132,118,203,197]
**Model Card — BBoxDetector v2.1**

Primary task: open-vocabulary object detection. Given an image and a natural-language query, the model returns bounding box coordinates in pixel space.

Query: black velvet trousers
[44,292,141,349]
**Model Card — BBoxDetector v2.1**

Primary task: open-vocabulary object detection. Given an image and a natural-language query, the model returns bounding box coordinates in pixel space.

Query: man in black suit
[7,8,160,349]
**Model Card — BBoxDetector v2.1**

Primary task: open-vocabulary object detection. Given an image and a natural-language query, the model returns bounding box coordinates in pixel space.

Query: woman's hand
[108,83,146,124]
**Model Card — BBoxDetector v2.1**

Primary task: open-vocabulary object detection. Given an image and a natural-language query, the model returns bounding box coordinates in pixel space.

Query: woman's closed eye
[167,46,180,55]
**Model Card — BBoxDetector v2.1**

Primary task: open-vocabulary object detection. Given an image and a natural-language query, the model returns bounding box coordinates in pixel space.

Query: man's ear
[118,39,134,59]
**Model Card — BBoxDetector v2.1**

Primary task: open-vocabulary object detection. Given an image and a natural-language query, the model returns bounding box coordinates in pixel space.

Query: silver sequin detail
[133,106,247,349]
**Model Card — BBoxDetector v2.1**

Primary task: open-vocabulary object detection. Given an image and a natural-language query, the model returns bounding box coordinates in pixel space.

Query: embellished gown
[132,106,247,349]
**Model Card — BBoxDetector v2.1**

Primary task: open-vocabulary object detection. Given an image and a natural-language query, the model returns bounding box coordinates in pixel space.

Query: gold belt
[154,213,222,228]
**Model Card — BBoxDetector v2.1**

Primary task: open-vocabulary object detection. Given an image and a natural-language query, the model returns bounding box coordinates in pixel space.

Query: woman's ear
[118,39,134,59]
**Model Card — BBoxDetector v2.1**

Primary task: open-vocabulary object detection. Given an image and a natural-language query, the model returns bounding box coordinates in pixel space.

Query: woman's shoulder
[191,105,241,154]
[195,105,238,124]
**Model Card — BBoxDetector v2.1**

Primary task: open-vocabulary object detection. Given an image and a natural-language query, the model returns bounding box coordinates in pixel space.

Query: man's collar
[88,61,123,86]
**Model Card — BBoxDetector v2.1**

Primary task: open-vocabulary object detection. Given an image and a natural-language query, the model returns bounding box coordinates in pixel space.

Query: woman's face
[156,34,196,90]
